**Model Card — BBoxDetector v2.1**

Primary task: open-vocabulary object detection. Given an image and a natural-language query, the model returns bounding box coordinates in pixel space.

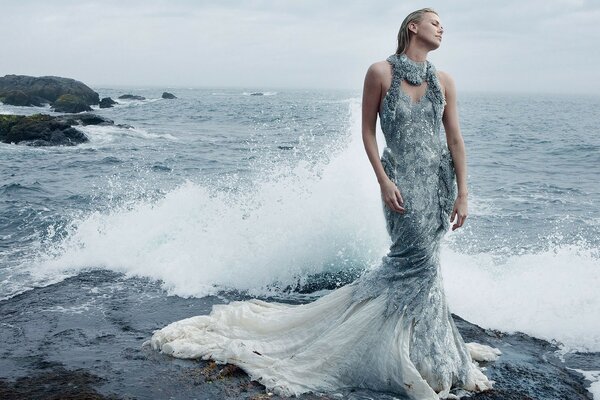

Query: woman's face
[412,12,444,50]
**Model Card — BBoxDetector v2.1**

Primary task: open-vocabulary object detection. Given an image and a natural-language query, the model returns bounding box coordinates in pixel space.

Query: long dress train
[148,53,500,399]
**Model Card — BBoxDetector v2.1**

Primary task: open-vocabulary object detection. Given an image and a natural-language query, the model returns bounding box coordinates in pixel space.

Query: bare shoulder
[366,60,392,80]
[436,70,456,96]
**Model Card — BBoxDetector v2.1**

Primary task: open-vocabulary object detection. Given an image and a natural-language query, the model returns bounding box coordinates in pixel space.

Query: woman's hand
[450,194,468,231]
[380,178,405,213]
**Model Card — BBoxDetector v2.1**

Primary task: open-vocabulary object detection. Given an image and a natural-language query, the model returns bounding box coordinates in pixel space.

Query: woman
[148,8,500,399]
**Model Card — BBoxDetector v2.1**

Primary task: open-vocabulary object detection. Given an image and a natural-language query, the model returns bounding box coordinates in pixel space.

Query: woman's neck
[403,48,429,62]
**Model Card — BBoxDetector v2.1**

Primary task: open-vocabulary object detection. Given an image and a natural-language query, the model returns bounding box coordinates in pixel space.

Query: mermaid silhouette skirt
[148,166,500,399]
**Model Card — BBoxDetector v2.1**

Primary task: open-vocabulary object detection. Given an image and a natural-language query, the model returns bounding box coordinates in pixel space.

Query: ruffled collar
[395,53,429,85]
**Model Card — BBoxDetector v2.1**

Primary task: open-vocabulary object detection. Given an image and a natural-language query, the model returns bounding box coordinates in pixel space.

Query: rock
[161,92,177,99]
[0,114,88,146]
[52,94,92,113]
[454,315,593,399]
[0,90,46,107]
[118,94,145,100]
[0,75,99,106]
[0,113,133,146]
[57,113,114,126]
[0,366,114,400]
[99,97,117,108]
[0,269,595,400]
[250,92,264,96]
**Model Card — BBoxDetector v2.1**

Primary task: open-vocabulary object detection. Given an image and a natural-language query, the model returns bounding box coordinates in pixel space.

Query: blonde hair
[396,8,438,54]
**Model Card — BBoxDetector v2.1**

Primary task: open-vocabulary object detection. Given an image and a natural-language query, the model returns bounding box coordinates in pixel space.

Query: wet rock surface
[0,270,595,400]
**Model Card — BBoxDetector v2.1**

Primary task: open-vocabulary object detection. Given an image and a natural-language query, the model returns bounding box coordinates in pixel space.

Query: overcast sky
[1,0,598,94]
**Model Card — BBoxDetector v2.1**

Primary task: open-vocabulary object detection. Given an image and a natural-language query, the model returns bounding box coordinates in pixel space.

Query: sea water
[1,88,599,395]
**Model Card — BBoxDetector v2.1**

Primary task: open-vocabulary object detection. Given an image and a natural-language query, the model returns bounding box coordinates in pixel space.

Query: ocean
[1,88,599,398]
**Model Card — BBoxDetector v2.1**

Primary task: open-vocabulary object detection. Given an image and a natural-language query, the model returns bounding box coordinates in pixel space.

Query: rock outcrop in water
[0,113,130,146]
[0,75,99,110]
[52,94,93,113]
[118,94,146,100]
[162,92,177,99]
[99,97,117,108]
[0,114,87,146]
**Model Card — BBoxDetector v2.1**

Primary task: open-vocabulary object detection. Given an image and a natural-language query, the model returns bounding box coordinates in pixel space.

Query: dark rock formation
[52,94,92,113]
[0,114,87,146]
[250,92,264,96]
[455,315,593,400]
[162,92,177,99]
[99,97,117,108]
[118,94,145,100]
[57,113,114,126]
[0,90,46,107]
[0,113,133,146]
[0,75,99,106]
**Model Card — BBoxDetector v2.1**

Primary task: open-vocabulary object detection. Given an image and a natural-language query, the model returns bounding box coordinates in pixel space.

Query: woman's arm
[362,62,404,213]
[439,71,468,230]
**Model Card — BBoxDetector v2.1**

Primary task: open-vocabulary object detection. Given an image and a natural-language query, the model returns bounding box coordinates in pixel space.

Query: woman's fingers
[381,181,404,213]
[395,190,404,206]
[452,213,468,230]
[385,195,404,213]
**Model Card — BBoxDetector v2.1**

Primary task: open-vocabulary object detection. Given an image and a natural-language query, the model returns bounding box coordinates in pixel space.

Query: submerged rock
[0,74,99,106]
[99,97,117,108]
[118,94,146,100]
[162,92,177,99]
[52,94,92,113]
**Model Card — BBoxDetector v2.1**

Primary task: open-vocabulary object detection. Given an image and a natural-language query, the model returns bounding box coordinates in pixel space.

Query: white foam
[572,369,600,400]
[34,99,388,296]
[77,124,178,144]
[442,244,600,352]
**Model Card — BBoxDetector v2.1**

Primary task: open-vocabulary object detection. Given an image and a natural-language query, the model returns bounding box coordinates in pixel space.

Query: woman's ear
[408,22,418,35]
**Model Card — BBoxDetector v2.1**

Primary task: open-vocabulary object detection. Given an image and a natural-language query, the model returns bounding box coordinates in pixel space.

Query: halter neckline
[397,53,428,85]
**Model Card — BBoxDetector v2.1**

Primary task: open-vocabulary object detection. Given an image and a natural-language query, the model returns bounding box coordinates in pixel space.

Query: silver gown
[148,54,500,399]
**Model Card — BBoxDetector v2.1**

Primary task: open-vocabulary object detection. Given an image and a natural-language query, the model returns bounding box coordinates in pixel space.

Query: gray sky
[1,0,598,94]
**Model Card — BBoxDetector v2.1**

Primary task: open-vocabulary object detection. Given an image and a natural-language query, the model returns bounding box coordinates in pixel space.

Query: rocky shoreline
[0,270,594,400]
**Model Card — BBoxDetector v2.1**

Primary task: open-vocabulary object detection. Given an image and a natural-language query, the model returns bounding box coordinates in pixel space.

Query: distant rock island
[162,92,177,99]
[0,75,99,113]
[118,94,146,101]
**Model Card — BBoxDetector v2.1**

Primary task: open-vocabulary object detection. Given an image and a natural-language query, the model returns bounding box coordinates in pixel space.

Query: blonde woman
[149,8,499,399]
